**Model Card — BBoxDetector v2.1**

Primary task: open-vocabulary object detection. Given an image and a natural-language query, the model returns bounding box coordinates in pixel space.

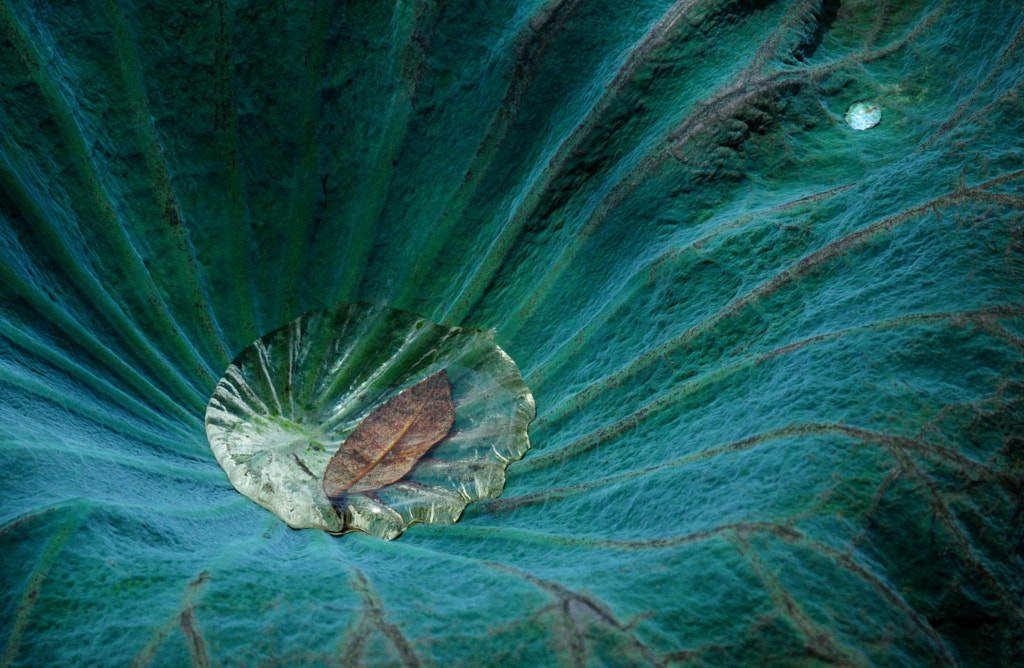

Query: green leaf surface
[1,0,1023,665]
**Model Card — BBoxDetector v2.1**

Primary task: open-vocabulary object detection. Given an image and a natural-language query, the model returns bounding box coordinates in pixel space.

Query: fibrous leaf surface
[1,0,1023,665]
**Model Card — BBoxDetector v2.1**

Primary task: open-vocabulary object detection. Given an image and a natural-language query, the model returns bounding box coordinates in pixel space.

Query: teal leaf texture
[1,0,1022,665]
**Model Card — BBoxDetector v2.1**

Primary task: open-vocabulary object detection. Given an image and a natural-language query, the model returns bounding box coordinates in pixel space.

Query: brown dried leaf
[322,369,454,500]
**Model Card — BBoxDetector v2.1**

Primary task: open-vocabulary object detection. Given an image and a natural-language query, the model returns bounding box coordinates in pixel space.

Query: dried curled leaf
[323,369,454,499]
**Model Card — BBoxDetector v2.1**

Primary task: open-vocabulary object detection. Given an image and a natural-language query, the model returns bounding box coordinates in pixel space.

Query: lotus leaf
[1,0,1023,665]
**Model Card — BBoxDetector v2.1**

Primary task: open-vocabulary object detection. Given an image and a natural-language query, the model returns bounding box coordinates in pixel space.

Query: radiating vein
[444,0,957,329]
[394,0,585,314]
[0,362,200,455]
[0,317,196,435]
[0,257,207,417]
[0,4,219,387]
[0,154,208,415]
[103,0,231,369]
[334,0,441,305]
[281,0,333,320]
[915,17,1024,153]
[523,304,1024,471]
[492,414,1009,512]
[521,183,856,387]
[731,533,869,667]
[1,505,87,668]
[212,0,258,345]
[536,177,1024,430]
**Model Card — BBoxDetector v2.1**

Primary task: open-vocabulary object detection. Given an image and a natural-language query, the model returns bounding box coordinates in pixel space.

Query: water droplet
[205,303,535,539]
[844,102,881,130]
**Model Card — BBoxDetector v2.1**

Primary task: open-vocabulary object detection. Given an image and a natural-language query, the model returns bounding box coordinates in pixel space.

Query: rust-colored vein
[730,533,870,667]
[133,571,211,668]
[1,507,87,668]
[523,182,857,389]
[863,0,893,49]
[397,0,585,317]
[916,18,1024,153]
[338,568,421,667]
[535,175,1024,431]
[179,607,211,668]
[524,302,1024,471]
[455,0,957,331]
[747,0,823,75]
[485,562,664,667]
[882,446,1024,625]
[493,397,1015,513]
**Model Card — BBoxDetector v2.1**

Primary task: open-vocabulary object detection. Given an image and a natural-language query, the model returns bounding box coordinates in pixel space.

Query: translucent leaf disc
[205,303,535,539]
